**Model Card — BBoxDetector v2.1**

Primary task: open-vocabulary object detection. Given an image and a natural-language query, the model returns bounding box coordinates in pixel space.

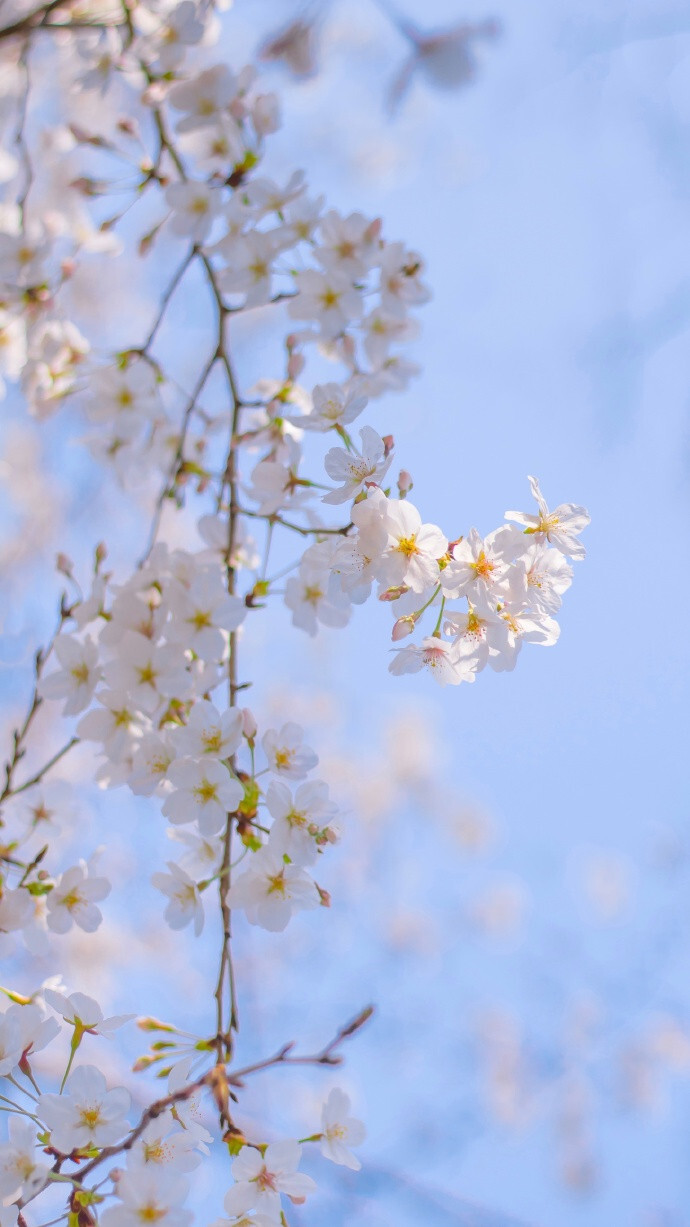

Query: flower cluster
[0,0,589,1223]
[0,986,364,1226]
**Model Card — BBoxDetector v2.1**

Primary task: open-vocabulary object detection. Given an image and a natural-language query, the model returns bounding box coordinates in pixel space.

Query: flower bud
[379,584,410,602]
[241,708,257,741]
[56,552,74,577]
[392,615,416,641]
[141,81,167,107]
[397,469,413,497]
[287,351,304,380]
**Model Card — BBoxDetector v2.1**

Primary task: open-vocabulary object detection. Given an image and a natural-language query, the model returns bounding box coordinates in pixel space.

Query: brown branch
[228,1005,375,1087]
[0,597,72,813]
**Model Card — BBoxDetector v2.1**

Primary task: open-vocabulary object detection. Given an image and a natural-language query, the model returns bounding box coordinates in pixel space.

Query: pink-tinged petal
[264,1139,301,1172]
[232,1147,264,1181]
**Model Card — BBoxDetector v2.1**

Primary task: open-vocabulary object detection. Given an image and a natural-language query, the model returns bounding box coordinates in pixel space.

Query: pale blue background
[3,0,690,1224]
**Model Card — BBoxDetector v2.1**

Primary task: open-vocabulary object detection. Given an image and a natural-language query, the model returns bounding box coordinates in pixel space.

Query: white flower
[332,488,388,594]
[147,0,205,73]
[165,181,222,243]
[262,723,317,779]
[0,308,27,389]
[285,540,351,637]
[443,603,510,672]
[166,571,245,661]
[215,231,281,307]
[441,526,516,602]
[76,689,142,761]
[300,381,367,432]
[127,1117,201,1173]
[0,1012,24,1076]
[493,606,561,673]
[246,439,312,518]
[224,1141,316,1218]
[389,636,476,686]
[227,848,320,931]
[168,65,239,133]
[517,542,573,614]
[46,862,110,934]
[320,1088,366,1170]
[129,733,176,796]
[380,500,447,594]
[378,241,430,317]
[151,862,205,936]
[162,758,243,835]
[322,426,391,505]
[0,1116,49,1202]
[171,700,243,760]
[166,1059,213,1147]
[0,1003,59,1074]
[179,117,245,172]
[168,829,223,878]
[266,780,338,865]
[84,360,162,424]
[505,476,590,560]
[101,1166,191,1227]
[288,269,363,338]
[39,1065,130,1154]
[315,210,380,279]
[245,171,305,218]
[210,1215,274,1227]
[42,989,134,1036]
[103,632,191,715]
[38,634,100,715]
[361,307,417,367]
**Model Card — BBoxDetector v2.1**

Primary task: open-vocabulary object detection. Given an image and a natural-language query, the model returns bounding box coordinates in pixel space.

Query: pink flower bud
[241,708,257,740]
[56,552,73,576]
[392,615,416,641]
[141,81,166,107]
[287,352,304,380]
[379,584,410,602]
[397,469,413,496]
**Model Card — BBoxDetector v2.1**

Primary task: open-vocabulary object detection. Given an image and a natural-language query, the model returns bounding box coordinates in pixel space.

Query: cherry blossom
[0,1116,49,1202]
[39,1065,131,1153]
[505,476,590,560]
[389,636,477,687]
[38,635,100,715]
[101,1167,192,1227]
[46,862,111,934]
[151,862,206,935]
[227,848,320,931]
[261,724,318,779]
[224,1141,316,1218]
[162,759,243,835]
[0,12,590,1226]
[319,1088,366,1170]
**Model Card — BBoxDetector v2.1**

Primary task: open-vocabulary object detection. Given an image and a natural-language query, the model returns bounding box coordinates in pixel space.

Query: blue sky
[3,0,690,1223]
